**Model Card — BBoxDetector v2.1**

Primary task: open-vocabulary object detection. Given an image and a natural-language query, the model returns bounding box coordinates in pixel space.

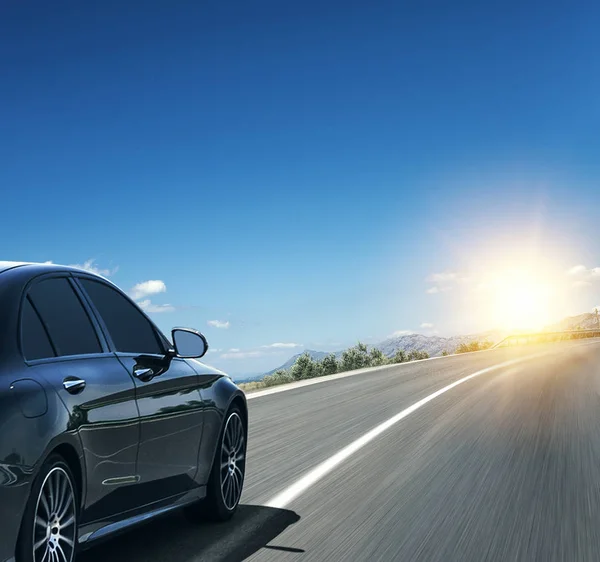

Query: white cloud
[420,323,434,329]
[44,259,118,277]
[567,265,600,288]
[137,299,175,313]
[426,272,458,283]
[426,285,452,294]
[207,348,223,353]
[130,280,167,300]
[228,348,240,353]
[261,342,303,349]
[70,259,118,277]
[220,350,265,360]
[207,320,230,329]
[425,271,469,294]
[567,265,600,278]
[388,330,413,338]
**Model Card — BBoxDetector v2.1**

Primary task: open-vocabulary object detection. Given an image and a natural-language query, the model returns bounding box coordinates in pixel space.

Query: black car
[0,262,248,562]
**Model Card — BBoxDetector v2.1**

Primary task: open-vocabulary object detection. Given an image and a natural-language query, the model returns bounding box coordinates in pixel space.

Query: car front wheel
[185,405,247,522]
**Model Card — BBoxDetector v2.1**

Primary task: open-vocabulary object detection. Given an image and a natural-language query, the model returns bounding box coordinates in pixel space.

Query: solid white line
[265,352,550,509]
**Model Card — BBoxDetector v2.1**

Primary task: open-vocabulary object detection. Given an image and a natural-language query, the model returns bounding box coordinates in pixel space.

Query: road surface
[81,339,600,561]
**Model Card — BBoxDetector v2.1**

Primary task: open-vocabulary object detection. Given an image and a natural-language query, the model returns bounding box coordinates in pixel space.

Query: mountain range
[235,312,600,382]
[262,329,508,377]
[545,312,600,332]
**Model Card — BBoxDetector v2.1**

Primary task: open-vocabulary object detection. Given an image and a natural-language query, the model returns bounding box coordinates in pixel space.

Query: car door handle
[133,367,154,381]
[63,378,86,394]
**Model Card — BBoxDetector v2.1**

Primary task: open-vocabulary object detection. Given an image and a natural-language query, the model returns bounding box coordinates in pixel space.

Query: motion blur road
[81,340,600,562]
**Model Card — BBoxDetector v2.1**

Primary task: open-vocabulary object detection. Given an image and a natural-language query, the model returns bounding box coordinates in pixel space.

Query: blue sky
[2,1,599,376]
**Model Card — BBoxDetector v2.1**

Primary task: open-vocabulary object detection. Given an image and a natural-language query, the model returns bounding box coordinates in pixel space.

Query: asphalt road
[81,339,600,562]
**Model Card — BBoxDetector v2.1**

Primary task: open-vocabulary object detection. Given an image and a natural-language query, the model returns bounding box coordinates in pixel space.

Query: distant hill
[264,350,331,376]
[264,330,508,377]
[374,330,507,358]
[250,311,600,381]
[545,312,599,332]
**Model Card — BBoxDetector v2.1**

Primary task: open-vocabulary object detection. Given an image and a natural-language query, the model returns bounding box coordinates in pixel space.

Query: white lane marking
[264,350,561,509]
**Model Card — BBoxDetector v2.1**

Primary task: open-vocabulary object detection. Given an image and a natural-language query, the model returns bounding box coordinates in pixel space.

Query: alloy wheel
[220,412,246,510]
[32,467,76,562]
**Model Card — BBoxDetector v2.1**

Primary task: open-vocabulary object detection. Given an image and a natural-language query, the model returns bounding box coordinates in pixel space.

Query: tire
[185,405,247,523]
[16,454,79,562]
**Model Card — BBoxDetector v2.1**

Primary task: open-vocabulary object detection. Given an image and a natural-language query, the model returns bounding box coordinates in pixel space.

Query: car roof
[0,261,110,280]
[0,261,37,274]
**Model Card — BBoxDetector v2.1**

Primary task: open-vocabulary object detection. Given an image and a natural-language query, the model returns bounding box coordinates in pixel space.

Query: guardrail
[493,330,600,349]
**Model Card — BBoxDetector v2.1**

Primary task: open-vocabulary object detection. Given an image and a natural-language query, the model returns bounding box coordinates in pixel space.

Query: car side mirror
[171,328,208,359]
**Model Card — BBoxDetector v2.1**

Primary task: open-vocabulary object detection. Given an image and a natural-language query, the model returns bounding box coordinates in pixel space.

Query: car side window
[27,277,102,357]
[21,296,56,360]
[79,279,164,355]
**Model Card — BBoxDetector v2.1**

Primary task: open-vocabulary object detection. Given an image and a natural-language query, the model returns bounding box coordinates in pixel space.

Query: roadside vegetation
[455,340,493,353]
[239,329,600,392]
[239,342,429,392]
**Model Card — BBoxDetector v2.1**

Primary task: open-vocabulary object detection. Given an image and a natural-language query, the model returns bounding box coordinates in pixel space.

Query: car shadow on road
[79,504,302,562]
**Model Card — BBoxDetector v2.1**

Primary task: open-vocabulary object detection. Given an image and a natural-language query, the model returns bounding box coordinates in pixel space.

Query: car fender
[193,374,247,485]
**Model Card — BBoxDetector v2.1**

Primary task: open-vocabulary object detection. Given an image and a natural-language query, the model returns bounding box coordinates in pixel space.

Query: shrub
[391,349,407,364]
[290,353,322,380]
[340,342,371,371]
[242,340,435,393]
[455,340,493,354]
[369,347,388,366]
[321,353,339,376]
[407,350,429,361]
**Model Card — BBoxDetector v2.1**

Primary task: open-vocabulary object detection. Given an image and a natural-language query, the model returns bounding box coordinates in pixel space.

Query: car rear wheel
[17,455,78,562]
[185,405,247,523]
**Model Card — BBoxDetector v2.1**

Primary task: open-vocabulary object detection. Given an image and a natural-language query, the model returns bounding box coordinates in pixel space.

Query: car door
[76,276,205,504]
[20,274,141,524]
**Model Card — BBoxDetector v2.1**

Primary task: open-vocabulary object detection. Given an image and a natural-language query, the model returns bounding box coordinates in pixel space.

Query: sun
[486,269,555,332]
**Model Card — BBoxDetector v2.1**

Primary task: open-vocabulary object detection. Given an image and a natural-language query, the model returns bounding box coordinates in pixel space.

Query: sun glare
[487,270,555,331]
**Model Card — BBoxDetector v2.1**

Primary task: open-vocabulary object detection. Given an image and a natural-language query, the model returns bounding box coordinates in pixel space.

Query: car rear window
[21,296,56,360]
[27,277,102,357]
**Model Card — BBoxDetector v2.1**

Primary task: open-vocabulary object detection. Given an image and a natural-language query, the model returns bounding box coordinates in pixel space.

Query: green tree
[456,340,493,354]
[320,353,339,376]
[442,350,450,356]
[407,349,429,361]
[340,341,371,371]
[290,352,321,380]
[391,349,407,364]
[263,369,293,387]
[369,347,387,366]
